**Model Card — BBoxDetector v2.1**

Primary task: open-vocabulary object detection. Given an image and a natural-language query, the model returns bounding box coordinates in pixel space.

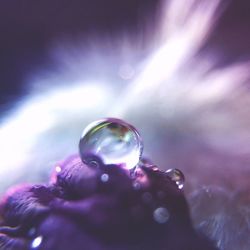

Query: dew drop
[165,168,185,189]
[143,164,159,172]
[100,173,109,183]
[79,118,143,170]
[55,165,62,173]
[89,160,99,168]
[131,167,150,188]
[28,227,36,238]
[152,166,159,172]
[31,236,43,249]
[139,158,153,167]
[153,207,170,224]
[142,192,153,204]
[133,181,141,190]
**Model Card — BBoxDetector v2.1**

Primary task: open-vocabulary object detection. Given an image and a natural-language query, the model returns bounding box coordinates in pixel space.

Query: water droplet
[28,227,36,237]
[152,166,159,172]
[79,118,143,170]
[100,173,109,183]
[31,236,43,249]
[165,168,185,189]
[55,166,62,173]
[131,167,150,188]
[139,158,153,167]
[89,160,99,168]
[133,181,141,190]
[153,207,170,224]
[142,192,153,204]
[142,164,159,172]
[80,154,103,168]
[50,165,63,183]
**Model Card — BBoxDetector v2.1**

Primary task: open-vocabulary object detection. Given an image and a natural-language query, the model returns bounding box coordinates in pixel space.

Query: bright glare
[31,236,43,248]
[0,83,111,182]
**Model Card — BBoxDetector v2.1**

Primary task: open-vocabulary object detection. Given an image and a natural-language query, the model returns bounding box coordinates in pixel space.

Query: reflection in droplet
[31,236,43,249]
[153,207,170,224]
[100,173,109,183]
[165,168,185,189]
[79,118,143,170]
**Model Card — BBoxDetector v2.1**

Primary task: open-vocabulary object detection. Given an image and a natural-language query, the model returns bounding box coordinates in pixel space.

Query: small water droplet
[55,166,62,173]
[28,227,36,237]
[142,192,153,204]
[143,164,159,172]
[152,166,159,172]
[153,207,170,224]
[100,173,109,183]
[89,160,99,168]
[131,167,150,188]
[79,118,143,170]
[31,236,43,249]
[133,181,141,190]
[165,168,185,189]
[139,158,153,166]
[50,165,63,183]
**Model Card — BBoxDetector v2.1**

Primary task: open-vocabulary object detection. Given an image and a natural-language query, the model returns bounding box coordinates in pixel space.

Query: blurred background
[0,0,250,248]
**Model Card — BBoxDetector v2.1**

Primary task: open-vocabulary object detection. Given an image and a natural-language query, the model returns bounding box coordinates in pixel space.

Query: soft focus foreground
[0,0,249,249]
[0,156,217,250]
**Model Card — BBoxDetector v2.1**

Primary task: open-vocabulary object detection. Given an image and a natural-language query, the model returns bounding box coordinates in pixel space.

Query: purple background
[0,0,249,108]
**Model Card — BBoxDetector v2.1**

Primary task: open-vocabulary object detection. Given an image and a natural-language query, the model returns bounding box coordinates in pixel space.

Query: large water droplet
[79,118,143,170]
[165,169,185,189]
